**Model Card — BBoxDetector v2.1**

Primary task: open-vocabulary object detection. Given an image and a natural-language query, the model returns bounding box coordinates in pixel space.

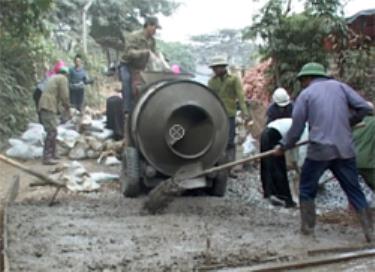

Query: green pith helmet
[209,55,228,67]
[144,16,161,29]
[58,66,69,74]
[297,62,328,78]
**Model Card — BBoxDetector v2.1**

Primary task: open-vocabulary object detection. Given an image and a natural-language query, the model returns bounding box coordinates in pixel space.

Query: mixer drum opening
[166,105,214,159]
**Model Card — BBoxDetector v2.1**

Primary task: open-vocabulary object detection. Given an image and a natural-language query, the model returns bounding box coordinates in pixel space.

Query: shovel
[0,154,65,205]
[0,154,64,187]
[143,140,309,213]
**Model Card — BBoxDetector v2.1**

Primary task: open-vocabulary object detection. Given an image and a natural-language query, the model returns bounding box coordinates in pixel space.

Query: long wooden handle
[0,154,64,187]
[182,140,309,180]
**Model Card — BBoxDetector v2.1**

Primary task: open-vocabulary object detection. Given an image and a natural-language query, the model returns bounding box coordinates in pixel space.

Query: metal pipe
[82,0,94,54]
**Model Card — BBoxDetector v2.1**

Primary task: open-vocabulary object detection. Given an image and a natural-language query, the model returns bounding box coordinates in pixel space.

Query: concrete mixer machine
[121,71,230,197]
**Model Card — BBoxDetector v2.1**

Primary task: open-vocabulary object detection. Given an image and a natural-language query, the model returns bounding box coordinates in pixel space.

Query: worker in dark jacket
[275,62,374,242]
[69,54,92,111]
[260,118,308,208]
[39,67,70,165]
[106,95,124,141]
[266,87,293,124]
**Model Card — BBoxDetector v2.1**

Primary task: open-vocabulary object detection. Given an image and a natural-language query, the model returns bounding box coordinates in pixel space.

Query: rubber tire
[120,147,142,197]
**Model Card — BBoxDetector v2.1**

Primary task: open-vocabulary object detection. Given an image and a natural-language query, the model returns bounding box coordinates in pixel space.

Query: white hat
[272,87,290,107]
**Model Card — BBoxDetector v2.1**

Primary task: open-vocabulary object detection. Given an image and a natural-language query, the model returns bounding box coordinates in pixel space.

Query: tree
[0,0,52,38]
[157,41,196,72]
[0,0,54,142]
[49,0,179,68]
[50,0,179,50]
[245,0,349,95]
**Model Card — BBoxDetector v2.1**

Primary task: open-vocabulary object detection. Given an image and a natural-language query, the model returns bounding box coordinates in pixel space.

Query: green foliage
[157,41,196,72]
[338,48,375,102]
[304,0,344,17]
[0,0,53,143]
[268,13,332,91]
[0,60,33,141]
[245,0,348,94]
[52,0,180,50]
[0,0,52,38]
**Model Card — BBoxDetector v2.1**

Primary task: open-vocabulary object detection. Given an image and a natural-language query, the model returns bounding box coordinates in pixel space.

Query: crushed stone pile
[227,168,375,214]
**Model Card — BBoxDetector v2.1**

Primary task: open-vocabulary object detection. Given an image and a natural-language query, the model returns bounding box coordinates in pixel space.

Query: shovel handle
[186,140,309,179]
[0,154,64,187]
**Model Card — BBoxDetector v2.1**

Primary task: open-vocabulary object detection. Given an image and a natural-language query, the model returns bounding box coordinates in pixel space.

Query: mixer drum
[131,79,229,176]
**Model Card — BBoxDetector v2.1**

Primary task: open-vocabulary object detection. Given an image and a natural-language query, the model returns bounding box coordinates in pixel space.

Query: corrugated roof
[347,9,375,24]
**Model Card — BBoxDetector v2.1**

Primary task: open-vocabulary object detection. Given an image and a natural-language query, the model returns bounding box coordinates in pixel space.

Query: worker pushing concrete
[274,62,374,243]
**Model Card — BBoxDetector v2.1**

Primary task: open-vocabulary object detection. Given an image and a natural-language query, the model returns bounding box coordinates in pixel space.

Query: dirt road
[1,159,375,271]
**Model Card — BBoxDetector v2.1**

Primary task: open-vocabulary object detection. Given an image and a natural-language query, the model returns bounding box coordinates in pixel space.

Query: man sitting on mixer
[119,16,161,144]
[208,55,250,168]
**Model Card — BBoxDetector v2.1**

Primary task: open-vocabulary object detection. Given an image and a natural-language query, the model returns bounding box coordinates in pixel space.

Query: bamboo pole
[0,154,64,187]
[3,175,20,272]
[220,248,375,272]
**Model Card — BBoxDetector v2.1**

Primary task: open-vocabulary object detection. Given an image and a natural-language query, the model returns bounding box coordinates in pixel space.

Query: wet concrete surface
[6,168,374,271]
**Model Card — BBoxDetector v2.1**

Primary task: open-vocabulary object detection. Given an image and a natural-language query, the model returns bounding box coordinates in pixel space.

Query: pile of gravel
[226,167,375,213]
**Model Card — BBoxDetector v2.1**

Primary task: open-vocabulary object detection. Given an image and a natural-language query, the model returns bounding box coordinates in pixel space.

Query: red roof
[347,9,375,39]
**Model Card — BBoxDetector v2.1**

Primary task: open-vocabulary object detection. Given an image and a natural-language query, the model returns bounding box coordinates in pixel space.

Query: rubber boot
[357,208,374,243]
[227,147,238,178]
[227,146,236,162]
[123,113,130,148]
[43,131,58,165]
[50,129,60,160]
[300,200,316,236]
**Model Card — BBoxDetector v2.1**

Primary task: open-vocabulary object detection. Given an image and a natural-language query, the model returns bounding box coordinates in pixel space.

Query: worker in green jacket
[208,55,249,164]
[353,112,375,191]
[39,66,70,165]
[119,16,159,115]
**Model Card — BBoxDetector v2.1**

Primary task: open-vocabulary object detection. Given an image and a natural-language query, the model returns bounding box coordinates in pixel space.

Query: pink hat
[53,60,66,74]
[171,64,181,74]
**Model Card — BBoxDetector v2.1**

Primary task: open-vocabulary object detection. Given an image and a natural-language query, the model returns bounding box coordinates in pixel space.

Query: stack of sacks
[6,123,45,159]
[6,107,122,162]
[49,161,119,192]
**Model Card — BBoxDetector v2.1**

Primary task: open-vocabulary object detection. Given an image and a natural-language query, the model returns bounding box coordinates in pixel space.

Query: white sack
[57,126,80,148]
[6,139,43,159]
[21,123,46,146]
[242,134,257,156]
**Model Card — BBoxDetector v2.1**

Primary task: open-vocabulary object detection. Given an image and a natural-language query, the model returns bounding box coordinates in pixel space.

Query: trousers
[300,158,369,211]
[260,127,294,204]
